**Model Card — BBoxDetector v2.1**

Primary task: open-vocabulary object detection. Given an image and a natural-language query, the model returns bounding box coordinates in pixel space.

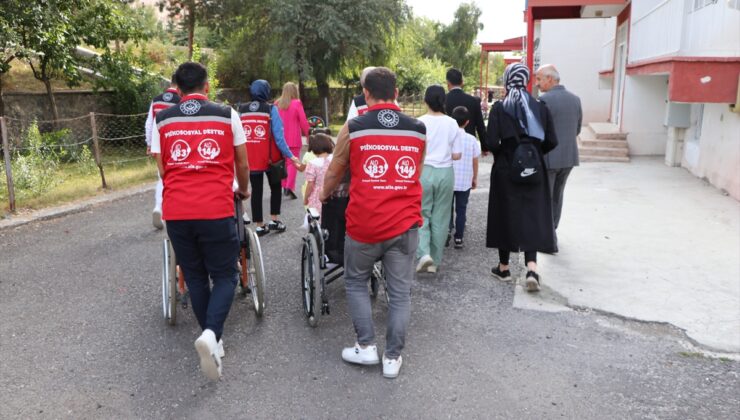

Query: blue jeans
[166,217,239,341]
[449,189,471,239]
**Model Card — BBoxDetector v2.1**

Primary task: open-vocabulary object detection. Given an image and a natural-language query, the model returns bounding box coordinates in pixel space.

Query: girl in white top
[415,85,462,274]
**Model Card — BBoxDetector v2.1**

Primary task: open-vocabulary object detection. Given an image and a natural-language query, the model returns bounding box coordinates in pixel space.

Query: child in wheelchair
[303,133,335,216]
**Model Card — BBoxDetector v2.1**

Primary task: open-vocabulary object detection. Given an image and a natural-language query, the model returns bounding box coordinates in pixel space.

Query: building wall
[683,1,740,57]
[621,75,669,155]
[629,0,740,62]
[683,104,740,199]
[539,18,615,122]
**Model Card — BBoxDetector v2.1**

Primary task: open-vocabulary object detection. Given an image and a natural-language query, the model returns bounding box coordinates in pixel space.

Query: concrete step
[579,146,630,158]
[588,122,628,140]
[580,154,630,163]
[579,138,628,149]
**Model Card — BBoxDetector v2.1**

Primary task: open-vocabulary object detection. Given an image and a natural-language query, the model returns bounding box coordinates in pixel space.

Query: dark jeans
[449,189,471,239]
[250,171,282,223]
[547,167,572,230]
[166,217,239,341]
[498,250,537,265]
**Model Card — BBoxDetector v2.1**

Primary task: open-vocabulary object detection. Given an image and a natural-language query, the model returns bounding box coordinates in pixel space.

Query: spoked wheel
[371,261,389,305]
[246,229,266,317]
[162,239,177,325]
[301,234,321,327]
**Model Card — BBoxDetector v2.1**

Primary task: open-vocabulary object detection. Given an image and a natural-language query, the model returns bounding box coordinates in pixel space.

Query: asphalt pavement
[1,158,738,419]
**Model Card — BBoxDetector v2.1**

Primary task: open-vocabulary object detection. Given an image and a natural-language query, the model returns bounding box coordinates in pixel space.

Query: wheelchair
[300,196,387,327]
[162,194,266,325]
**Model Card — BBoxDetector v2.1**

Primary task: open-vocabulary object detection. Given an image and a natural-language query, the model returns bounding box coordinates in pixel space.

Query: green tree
[157,0,215,59]
[435,2,483,77]
[10,0,144,120]
[387,17,447,94]
[0,6,24,116]
[270,0,407,101]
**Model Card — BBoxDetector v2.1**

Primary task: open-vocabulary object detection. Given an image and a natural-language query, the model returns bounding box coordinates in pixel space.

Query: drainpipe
[526,7,535,90]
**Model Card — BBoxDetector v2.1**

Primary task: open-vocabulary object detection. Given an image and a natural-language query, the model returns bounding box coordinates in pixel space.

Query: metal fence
[0,112,153,212]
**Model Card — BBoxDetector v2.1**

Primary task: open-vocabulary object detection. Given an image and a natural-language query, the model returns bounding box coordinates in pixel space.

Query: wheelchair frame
[301,207,386,327]
[161,195,266,325]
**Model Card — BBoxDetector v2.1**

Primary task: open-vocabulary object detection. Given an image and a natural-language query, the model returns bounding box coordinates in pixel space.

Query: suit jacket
[539,85,582,169]
[445,87,488,151]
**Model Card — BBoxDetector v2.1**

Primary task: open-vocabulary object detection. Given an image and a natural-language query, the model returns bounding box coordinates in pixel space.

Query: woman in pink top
[276,82,310,199]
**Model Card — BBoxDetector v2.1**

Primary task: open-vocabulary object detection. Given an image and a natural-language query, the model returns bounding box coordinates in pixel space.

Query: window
[692,0,718,11]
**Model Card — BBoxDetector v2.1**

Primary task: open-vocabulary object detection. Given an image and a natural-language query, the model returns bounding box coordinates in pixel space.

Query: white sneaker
[194,329,222,380]
[427,264,437,274]
[152,209,164,230]
[382,354,403,379]
[416,255,433,273]
[217,339,225,358]
[341,343,380,365]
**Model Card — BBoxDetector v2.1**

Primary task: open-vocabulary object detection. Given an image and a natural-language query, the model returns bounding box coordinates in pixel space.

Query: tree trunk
[44,78,60,121]
[296,51,306,102]
[0,74,5,117]
[187,2,196,60]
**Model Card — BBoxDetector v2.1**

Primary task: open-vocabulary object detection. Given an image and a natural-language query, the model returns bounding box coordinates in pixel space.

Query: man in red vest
[145,75,180,229]
[322,67,426,379]
[151,62,250,381]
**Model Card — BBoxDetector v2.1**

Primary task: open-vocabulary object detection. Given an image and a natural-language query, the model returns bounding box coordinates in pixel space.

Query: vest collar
[181,93,208,102]
[165,88,178,94]
[368,102,401,112]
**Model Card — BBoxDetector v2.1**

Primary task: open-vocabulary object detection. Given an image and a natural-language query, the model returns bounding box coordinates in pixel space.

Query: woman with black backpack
[485,63,558,292]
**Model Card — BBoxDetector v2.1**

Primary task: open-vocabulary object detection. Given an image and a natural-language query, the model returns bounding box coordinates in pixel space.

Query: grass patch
[678,351,706,359]
[1,157,156,214]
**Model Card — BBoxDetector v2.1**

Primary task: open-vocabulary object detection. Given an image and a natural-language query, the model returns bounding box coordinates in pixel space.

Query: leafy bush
[11,122,61,198]
[91,50,164,114]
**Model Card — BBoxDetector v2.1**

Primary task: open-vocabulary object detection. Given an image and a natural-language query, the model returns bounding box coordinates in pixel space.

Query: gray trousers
[547,168,572,230]
[344,227,419,359]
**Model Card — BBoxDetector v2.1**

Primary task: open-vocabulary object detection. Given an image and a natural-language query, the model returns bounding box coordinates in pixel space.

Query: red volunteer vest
[346,103,426,243]
[238,101,281,172]
[156,94,236,220]
[151,88,180,117]
[353,94,369,116]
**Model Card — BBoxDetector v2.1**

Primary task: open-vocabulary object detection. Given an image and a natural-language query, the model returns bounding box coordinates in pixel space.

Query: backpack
[509,131,543,185]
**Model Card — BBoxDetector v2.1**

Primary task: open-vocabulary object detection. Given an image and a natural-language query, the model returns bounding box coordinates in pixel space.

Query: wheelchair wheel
[247,229,266,317]
[301,234,321,327]
[371,261,389,305]
[162,239,177,325]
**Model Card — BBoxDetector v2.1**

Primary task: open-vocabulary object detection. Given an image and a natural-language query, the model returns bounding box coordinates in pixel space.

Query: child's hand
[291,157,306,172]
[472,179,477,189]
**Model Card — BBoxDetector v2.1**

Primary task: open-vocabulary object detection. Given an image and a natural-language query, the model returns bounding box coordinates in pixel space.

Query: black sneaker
[525,271,541,292]
[491,266,512,282]
[286,190,298,200]
[454,238,463,249]
[255,225,270,236]
[268,220,287,233]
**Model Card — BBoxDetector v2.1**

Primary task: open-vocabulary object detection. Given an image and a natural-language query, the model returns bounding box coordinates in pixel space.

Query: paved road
[1,165,738,419]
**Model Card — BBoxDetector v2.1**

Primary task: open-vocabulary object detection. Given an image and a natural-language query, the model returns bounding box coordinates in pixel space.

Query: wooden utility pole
[1,116,16,212]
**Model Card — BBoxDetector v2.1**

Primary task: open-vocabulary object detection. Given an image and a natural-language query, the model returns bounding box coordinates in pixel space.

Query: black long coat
[485,99,558,253]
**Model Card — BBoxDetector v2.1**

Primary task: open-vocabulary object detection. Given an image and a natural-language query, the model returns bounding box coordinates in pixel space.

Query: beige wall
[683,104,740,200]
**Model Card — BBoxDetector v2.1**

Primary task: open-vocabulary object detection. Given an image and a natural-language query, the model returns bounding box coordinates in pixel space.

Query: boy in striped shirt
[449,106,481,249]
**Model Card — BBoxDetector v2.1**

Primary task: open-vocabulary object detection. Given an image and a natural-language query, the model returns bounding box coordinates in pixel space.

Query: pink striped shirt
[277,99,310,149]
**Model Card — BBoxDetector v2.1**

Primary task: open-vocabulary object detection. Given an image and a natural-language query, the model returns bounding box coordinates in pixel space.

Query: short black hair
[424,85,446,113]
[174,62,207,94]
[308,133,334,155]
[170,73,177,85]
[451,106,470,127]
[446,68,463,86]
[364,67,396,101]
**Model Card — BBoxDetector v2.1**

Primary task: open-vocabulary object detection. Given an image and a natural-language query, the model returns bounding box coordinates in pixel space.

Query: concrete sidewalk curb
[0,183,156,231]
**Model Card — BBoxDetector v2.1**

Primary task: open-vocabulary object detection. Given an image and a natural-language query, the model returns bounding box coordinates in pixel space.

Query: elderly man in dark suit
[536,64,582,237]
[445,68,488,153]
